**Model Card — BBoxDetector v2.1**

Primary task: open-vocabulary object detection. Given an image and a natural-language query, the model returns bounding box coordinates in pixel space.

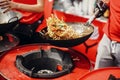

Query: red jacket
[12,0,43,24]
[104,0,120,42]
[12,0,54,32]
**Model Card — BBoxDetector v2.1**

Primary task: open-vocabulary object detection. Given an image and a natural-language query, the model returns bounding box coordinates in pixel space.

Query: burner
[37,69,53,74]
[15,48,74,78]
[0,44,92,80]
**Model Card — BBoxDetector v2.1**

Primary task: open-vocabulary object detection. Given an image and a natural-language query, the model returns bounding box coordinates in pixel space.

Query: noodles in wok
[46,14,94,40]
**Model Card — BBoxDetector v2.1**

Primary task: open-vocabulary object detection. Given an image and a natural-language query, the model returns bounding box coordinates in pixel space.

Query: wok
[0,33,19,53]
[39,22,94,47]
[0,11,22,34]
[38,8,100,47]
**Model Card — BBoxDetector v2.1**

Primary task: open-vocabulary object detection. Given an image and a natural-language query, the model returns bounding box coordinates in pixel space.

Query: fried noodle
[46,14,93,40]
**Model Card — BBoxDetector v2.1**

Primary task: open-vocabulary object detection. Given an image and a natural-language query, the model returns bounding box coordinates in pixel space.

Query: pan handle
[85,8,100,26]
[39,31,46,38]
[8,16,18,23]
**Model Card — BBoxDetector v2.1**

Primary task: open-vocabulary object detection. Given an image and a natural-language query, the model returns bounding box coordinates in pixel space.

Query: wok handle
[8,16,18,23]
[85,8,100,26]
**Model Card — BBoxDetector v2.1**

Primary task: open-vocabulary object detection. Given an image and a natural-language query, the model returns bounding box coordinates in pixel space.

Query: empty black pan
[0,11,22,34]
[0,33,19,53]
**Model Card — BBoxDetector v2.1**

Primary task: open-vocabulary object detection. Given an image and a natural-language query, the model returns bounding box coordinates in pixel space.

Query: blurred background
[53,0,109,21]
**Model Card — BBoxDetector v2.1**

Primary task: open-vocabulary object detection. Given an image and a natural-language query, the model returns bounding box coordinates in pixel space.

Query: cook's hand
[95,1,108,18]
[0,0,15,13]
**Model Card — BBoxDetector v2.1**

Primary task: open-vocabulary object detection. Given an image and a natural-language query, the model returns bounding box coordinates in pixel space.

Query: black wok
[0,33,19,53]
[39,22,94,47]
[38,8,100,47]
[0,11,22,34]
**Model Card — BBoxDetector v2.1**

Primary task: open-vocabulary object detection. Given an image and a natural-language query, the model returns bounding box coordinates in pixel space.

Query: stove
[0,43,92,80]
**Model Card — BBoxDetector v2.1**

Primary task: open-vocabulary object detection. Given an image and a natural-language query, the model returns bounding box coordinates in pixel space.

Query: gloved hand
[95,1,108,18]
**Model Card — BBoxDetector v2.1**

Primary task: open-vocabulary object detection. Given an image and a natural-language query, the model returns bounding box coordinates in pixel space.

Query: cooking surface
[0,43,92,80]
[79,67,120,80]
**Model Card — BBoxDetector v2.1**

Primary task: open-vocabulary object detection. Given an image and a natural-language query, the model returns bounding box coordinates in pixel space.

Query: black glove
[95,1,108,18]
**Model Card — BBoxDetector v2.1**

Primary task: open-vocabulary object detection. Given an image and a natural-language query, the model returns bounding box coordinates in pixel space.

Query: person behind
[94,0,120,69]
[0,0,44,45]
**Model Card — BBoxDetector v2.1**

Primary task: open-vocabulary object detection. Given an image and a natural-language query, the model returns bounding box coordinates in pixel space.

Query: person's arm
[0,0,44,13]
[11,0,44,13]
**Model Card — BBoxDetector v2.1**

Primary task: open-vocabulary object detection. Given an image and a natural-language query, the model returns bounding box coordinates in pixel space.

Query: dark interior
[15,48,74,78]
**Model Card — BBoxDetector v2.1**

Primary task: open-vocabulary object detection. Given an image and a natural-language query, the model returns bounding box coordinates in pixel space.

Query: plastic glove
[95,1,108,18]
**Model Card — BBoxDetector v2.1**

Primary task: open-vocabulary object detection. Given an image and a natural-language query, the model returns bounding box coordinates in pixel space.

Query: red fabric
[36,19,47,32]
[44,0,54,19]
[12,0,43,24]
[103,0,120,42]
[36,0,54,32]
[13,0,37,4]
